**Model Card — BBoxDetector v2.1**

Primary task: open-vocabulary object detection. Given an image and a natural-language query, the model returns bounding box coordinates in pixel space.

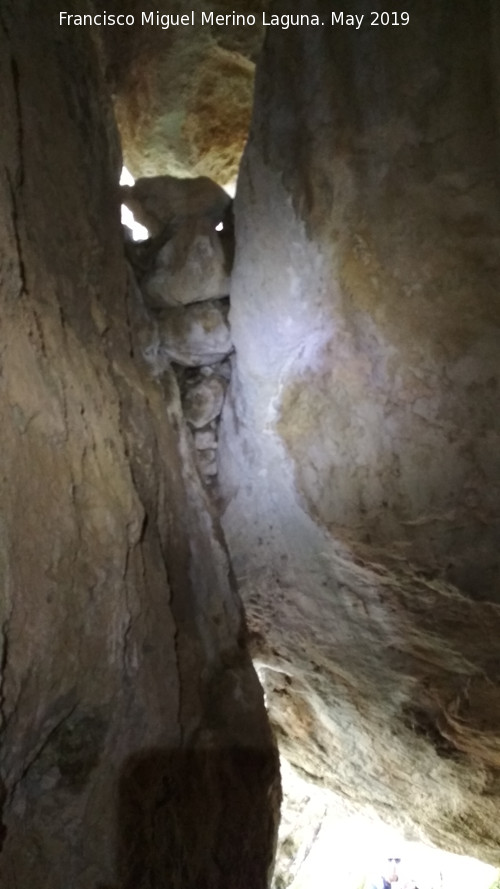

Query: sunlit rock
[104,0,267,182]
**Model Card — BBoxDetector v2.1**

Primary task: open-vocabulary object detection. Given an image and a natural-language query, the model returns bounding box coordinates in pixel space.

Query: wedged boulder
[157,300,233,366]
[121,174,231,235]
[196,448,218,479]
[143,218,231,308]
[103,2,266,182]
[183,375,227,428]
[194,427,218,450]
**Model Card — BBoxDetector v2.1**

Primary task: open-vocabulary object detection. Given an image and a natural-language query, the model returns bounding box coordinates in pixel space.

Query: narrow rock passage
[125,173,235,488]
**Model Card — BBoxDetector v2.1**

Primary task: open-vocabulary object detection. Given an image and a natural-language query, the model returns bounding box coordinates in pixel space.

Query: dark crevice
[6,170,27,299]
[10,57,24,190]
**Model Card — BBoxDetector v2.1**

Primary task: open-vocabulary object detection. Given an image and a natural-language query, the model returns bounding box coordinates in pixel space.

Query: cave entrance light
[272,758,499,889]
[119,166,149,241]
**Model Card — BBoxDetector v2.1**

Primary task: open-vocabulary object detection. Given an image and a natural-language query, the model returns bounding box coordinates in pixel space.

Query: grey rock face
[194,427,218,450]
[143,218,231,308]
[218,0,500,865]
[157,300,233,366]
[196,447,219,478]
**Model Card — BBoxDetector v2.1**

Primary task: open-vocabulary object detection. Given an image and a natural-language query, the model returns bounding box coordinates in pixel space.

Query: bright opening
[120,166,149,241]
[273,759,499,889]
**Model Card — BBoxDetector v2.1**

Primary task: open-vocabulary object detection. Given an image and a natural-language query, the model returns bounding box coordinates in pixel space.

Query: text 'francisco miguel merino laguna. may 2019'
[58,10,411,30]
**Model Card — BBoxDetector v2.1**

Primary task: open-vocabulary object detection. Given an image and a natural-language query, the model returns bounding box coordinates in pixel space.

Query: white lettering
[59,10,134,26]
[263,13,319,28]
[201,11,254,26]
[142,11,193,28]
[331,11,364,28]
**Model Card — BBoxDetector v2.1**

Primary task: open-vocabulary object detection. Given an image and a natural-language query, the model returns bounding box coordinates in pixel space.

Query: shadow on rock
[100,745,278,889]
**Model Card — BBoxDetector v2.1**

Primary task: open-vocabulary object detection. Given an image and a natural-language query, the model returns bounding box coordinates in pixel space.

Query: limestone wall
[0,3,279,886]
[220,0,500,862]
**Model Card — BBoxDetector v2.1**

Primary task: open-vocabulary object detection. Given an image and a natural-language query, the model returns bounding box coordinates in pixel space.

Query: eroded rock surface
[154,299,233,366]
[104,0,268,182]
[219,0,500,864]
[182,373,227,429]
[143,218,231,308]
[0,3,279,886]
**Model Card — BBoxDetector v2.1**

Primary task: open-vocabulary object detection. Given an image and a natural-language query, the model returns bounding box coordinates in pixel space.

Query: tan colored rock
[0,3,279,886]
[219,0,500,865]
[104,0,266,182]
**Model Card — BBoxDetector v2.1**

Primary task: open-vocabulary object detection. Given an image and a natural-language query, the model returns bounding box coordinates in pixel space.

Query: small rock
[211,358,232,381]
[183,376,226,428]
[194,428,218,450]
[156,300,233,367]
[197,448,218,478]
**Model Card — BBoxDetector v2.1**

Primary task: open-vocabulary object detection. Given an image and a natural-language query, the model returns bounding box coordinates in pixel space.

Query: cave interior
[1,1,500,887]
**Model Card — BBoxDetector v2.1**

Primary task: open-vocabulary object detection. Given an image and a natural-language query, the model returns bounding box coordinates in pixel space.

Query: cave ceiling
[103,0,269,182]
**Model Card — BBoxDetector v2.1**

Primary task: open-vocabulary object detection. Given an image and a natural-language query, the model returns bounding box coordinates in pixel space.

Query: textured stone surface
[0,3,279,886]
[194,427,217,450]
[104,0,268,182]
[196,448,219,479]
[183,375,227,428]
[156,300,233,366]
[143,218,231,307]
[219,0,500,864]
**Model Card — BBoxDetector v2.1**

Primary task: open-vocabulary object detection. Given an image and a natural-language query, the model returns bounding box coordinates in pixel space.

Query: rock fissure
[124,173,236,489]
[5,173,27,300]
[6,699,79,804]
[0,619,10,732]
[9,57,24,192]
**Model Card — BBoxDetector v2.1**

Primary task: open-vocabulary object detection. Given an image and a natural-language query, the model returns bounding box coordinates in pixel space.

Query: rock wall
[219,0,500,863]
[0,3,279,886]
